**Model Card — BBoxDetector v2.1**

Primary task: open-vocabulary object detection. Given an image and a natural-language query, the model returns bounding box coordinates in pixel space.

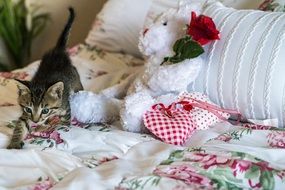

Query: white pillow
[85,0,262,58]
[191,1,285,127]
[85,0,152,58]
[85,0,179,58]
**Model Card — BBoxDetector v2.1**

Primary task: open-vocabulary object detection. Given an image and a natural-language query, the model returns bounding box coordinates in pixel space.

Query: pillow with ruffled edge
[190,0,285,127]
[85,0,179,58]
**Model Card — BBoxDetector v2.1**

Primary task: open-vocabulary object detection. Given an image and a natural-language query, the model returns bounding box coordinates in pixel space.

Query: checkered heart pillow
[143,92,240,145]
[143,103,196,145]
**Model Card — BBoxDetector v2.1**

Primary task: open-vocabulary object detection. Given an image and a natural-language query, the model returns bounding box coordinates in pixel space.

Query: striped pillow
[191,1,285,127]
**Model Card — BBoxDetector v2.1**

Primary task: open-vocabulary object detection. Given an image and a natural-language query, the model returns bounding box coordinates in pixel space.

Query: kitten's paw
[7,141,24,149]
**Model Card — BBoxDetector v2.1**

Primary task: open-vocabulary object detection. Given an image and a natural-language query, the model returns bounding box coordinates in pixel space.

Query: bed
[1,0,285,189]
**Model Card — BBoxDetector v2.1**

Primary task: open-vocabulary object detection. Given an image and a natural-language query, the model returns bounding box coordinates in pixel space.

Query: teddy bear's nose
[143,28,149,36]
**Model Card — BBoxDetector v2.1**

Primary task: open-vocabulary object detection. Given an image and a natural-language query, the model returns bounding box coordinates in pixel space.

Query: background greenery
[0,0,49,71]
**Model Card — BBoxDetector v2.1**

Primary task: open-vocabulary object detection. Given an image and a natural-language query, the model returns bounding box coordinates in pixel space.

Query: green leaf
[0,0,49,69]
[160,150,184,165]
[260,171,275,189]
[170,150,184,159]
[162,35,204,65]
[211,178,242,190]
[160,159,174,165]
[213,168,242,183]
[151,176,161,186]
[245,165,260,179]
[231,152,246,158]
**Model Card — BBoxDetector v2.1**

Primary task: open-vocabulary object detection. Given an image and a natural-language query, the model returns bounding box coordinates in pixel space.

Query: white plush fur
[71,5,204,132]
[70,91,121,123]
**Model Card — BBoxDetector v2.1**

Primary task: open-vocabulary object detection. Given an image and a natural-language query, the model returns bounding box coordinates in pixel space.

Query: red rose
[187,12,220,45]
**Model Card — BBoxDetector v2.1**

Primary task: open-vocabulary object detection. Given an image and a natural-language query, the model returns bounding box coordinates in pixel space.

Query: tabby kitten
[7,8,83,149]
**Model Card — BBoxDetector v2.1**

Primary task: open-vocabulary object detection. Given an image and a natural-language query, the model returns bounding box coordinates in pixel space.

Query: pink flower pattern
[25,116,64,144]
[154,165,213,188]
[68,45,80,56]
[267,131,285,148]
[27,130,63,144]
[186,153,230,169]
[71,117,86,128]
[242,124,272,130]
[49,131,64,144]
[255,161,274,172]
[214,133,232,142]
[0,71,28,80]
[98,156,118,165]
[248,179,262,189]
[32,178,53,190]
[277,171,285,179]
[230,160,252,177]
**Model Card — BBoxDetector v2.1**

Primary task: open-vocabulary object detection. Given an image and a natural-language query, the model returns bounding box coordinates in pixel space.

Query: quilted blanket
[0,44,285,190]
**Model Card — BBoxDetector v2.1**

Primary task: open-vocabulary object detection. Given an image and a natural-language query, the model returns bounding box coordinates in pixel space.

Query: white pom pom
[70,91,121,123]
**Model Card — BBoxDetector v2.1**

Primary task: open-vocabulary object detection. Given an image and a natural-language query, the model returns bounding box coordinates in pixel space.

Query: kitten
[7,7,83,149]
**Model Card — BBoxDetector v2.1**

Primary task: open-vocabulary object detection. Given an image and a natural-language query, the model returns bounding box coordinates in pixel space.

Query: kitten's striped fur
[7,8,83,149]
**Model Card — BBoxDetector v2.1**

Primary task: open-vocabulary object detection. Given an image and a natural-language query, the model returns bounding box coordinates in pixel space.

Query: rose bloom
[231,160,252,176]
[267,131,285,148]
[215,134,232,142]
[32,178,53,190]
[188,153,230,169]
[187,12,220,45]
[154,165,213,187]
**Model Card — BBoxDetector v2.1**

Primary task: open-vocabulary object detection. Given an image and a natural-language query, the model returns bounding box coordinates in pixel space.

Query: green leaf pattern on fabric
[153,148,285,189]
[118,123,285,190]
[117,176,162,190]
[213,128,252,142]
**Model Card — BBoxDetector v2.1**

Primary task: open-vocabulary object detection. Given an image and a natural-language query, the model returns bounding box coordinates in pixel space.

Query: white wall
[31,0,106,62]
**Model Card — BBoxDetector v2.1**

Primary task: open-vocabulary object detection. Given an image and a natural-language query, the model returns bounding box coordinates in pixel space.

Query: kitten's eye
[163,21,168,26]
[41,108,50,114]
[24,107,32,114]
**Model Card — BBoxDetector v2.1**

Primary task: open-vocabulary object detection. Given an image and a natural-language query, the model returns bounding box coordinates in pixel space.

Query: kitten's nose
[32,114,41,123]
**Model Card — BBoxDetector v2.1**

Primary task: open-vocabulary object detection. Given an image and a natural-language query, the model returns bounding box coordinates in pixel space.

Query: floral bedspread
[1,44,285,189]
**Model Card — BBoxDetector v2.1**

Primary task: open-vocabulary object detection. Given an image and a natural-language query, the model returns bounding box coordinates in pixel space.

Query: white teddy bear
[70,2,205,133]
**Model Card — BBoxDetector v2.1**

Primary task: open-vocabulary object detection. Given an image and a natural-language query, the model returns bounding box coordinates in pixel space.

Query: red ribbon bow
[152,98,241,123]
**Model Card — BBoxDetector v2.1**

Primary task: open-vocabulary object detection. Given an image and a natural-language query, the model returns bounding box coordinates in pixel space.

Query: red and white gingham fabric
[143,103,196,145]
[143,92,238,146]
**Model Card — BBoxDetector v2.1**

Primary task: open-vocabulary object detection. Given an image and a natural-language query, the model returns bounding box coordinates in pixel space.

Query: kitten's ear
[14,79,30,96]
[46,82,64,99]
